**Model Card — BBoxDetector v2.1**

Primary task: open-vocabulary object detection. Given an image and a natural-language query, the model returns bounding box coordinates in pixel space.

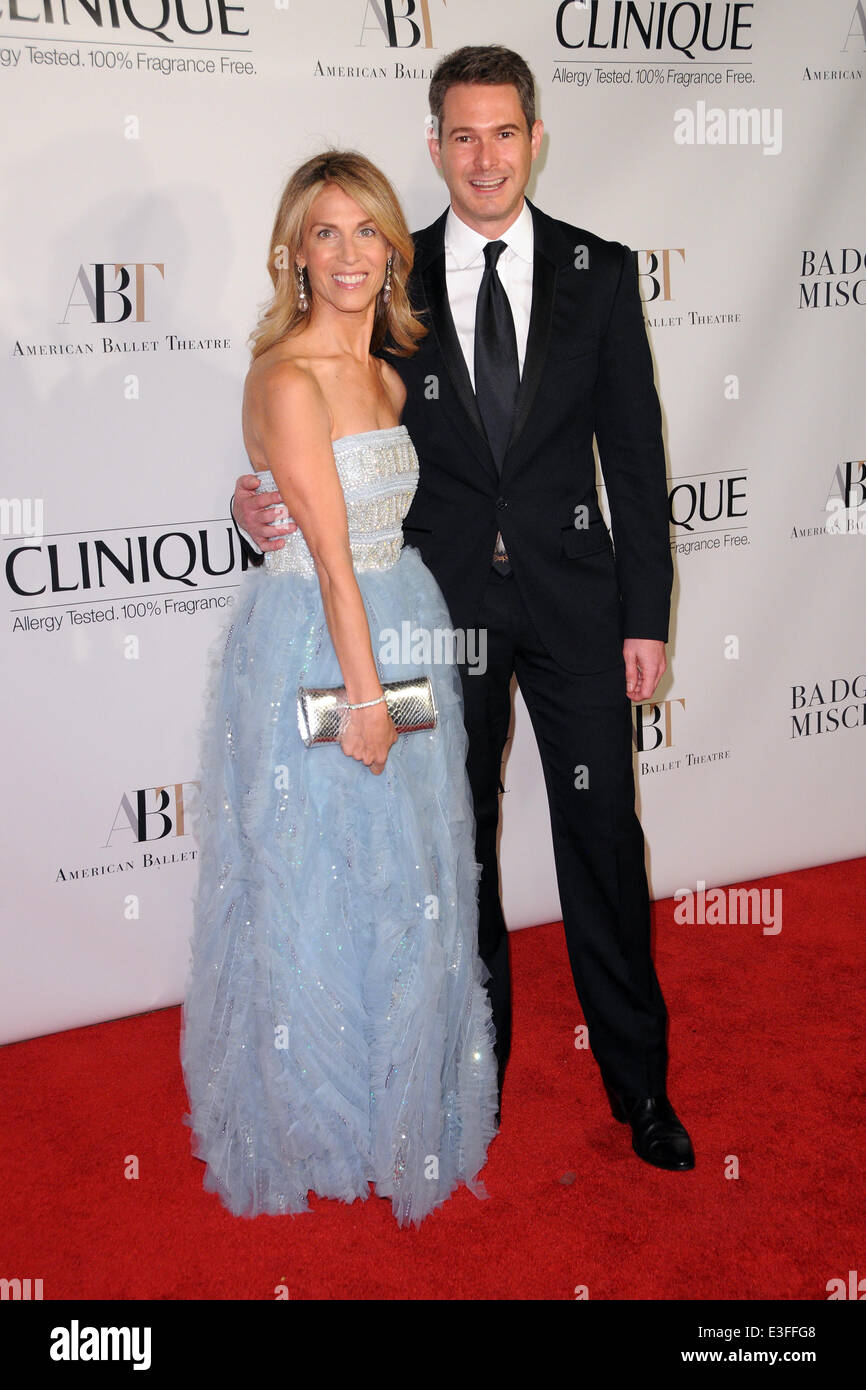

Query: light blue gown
[180,426,499,1227]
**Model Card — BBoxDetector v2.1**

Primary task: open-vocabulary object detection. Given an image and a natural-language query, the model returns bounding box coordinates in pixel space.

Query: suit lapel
[503,250,556,467]
[500,200,566,476]
[419,254,492,453]
[413,212,499,483]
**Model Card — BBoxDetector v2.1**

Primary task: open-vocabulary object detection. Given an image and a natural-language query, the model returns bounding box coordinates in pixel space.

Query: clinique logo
[5,524,252,600]
[669,472,747,532]
[555,1,754,60]
[2,1,249,47]
[668,470,749,555]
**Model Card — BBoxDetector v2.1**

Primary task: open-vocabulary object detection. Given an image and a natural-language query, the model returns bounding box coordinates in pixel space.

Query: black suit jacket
[234,197,672,676]
[391,197,672,674]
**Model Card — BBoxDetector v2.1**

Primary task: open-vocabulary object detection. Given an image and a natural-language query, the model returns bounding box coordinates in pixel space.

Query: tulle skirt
[180,544,498,1227]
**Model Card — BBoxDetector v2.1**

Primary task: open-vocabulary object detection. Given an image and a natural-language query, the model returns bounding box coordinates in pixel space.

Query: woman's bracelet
[345,693,386,710]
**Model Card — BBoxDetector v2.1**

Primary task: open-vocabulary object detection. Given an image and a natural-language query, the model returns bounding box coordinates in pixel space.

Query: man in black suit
[233,45,694,1171]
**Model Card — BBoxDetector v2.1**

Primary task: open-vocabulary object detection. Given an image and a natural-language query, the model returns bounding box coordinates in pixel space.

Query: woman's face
[297,184,390,320]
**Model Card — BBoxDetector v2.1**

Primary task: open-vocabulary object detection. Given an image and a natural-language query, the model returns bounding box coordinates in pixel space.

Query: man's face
[427,82,543,236]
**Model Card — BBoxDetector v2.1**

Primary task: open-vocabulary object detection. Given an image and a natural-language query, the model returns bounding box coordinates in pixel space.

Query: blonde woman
[180,152,498,1227]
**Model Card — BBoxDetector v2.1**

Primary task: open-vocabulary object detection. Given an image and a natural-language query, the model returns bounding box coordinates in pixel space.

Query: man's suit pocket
[560,346,597,363]
[560,518,613,559]
[558,327,599,361]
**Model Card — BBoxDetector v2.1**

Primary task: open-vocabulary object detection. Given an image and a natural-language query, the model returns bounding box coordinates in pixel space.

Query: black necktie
[474,240,519,473]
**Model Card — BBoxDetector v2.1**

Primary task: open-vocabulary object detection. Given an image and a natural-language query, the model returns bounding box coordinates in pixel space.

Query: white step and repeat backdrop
[1,1,864,1045]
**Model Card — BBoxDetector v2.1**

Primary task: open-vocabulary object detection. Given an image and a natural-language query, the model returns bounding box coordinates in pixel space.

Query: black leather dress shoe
[604,1083,695,1171]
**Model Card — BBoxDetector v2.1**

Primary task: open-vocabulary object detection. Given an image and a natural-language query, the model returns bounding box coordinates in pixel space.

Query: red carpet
[2,858,864,1301]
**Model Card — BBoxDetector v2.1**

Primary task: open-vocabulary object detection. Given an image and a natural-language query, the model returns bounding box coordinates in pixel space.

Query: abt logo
[105,783,198,846]
[634,249,686,303]
[633,699,686,751]
[830,458,865,510]
[358,0,444,47]
[826,459,866,534]
[61,263,165,324]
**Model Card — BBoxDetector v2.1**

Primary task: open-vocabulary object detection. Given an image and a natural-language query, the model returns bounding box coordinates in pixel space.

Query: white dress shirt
[443,198,534,389]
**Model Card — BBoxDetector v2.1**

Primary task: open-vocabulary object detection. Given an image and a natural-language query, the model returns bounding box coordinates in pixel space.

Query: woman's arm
[249,362,396,772]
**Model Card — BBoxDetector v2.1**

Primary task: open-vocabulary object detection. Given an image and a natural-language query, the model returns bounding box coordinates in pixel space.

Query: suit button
[495,497,508,510]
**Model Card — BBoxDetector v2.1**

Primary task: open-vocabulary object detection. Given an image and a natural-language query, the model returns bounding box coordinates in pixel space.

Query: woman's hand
[339,700,398,775]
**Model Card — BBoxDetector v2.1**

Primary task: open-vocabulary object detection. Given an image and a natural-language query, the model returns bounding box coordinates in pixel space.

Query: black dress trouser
[457,567,670,1101]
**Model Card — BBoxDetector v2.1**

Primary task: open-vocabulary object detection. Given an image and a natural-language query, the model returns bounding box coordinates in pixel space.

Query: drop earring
[296,263,308,312]
[382,254,392,306]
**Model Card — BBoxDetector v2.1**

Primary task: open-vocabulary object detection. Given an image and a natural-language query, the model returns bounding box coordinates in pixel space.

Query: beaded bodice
[254,425,418,576]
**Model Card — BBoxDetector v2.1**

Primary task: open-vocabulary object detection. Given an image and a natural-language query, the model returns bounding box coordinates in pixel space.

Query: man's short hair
[428,45,537,136]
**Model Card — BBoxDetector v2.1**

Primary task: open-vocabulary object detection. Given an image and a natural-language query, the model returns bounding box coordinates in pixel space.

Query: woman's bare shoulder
[377,357,407,414]
[245,351,327,414]
[248,338,312,386]
[243,351,334,460]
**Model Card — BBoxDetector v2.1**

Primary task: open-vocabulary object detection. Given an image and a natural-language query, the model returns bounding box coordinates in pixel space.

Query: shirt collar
[444,198,534,269]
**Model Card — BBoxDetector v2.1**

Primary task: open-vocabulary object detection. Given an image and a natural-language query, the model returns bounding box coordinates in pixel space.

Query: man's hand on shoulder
[623,638,666,703]
[232,474,296,551]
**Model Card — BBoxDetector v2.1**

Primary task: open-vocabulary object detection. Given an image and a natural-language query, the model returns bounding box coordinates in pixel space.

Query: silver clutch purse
[297,676,438,748]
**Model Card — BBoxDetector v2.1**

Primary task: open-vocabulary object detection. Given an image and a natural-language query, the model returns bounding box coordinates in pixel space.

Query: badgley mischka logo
[798,248,866,309]
[790,676,866,738]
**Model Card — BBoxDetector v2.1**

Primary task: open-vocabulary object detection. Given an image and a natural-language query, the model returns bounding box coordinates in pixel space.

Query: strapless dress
[180,426,498,1227]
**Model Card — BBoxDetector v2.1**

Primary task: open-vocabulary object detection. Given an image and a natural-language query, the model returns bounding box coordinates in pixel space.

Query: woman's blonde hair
[248,150,426,360]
